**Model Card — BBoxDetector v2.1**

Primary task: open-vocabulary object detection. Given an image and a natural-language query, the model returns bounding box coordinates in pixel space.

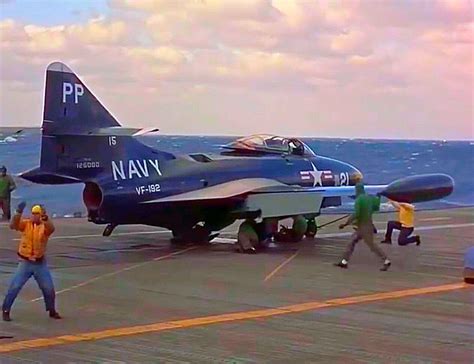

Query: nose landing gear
[103,223,117,237]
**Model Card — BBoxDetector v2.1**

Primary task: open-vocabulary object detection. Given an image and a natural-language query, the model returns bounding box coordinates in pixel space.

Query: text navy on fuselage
[111,159,162,181]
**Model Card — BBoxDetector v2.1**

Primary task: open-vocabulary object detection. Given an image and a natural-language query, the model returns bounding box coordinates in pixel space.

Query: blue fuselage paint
[87,151,360,227]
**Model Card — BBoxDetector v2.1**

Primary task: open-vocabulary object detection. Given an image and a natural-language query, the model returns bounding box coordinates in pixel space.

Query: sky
[0,0,472,140]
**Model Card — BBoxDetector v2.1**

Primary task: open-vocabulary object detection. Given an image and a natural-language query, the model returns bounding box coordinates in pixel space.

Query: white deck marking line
[193,222,474,244]
[419,217,452,222]
[98,246,169,254]
[414,223,474,231]
[29,246,197,302]
[315,222,474,239]
[14,230,170,241]
[12,223,474,245]
[213,237,237,244]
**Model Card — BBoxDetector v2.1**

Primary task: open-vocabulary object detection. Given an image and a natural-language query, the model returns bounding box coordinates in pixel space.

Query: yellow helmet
[31,205,42,214]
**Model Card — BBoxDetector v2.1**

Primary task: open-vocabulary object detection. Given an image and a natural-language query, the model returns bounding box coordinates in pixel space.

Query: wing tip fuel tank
[380,173,454,203]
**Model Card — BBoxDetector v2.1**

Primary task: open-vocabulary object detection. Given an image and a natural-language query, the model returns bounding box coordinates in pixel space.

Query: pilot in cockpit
[288,139,304,156]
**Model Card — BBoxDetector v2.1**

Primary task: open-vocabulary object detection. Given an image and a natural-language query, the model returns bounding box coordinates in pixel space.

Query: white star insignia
[300,162,324,187]
[308,162,323,187]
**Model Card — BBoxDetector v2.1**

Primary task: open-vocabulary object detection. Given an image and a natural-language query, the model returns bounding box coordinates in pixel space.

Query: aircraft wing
[142,179,387,218]
[143,179,386,204]
[143,178,289,203]
[141,173,453,218]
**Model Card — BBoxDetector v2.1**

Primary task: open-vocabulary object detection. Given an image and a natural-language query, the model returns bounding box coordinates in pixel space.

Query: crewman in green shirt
[0,166,16,221]
[274,215,308,242]
[334,183,391,271]
[236,219,259,254]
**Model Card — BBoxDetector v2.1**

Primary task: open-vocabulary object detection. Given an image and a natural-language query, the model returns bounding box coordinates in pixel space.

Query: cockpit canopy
[222,134,316,157]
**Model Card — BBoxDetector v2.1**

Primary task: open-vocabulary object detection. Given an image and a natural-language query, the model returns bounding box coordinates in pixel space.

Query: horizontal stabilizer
[42,125,159,137]
[20,167,82,184]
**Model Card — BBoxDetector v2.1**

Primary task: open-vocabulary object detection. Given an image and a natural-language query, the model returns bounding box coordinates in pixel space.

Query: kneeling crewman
[236,219,259,254]
[274,215,308,243]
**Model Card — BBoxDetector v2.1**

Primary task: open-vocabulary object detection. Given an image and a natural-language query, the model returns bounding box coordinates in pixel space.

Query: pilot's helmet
[289,139,304,155]
[354,172,363,183]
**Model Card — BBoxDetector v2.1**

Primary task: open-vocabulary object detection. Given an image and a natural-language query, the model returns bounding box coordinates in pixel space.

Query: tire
[171,226,212,245]
[305,219,317,238]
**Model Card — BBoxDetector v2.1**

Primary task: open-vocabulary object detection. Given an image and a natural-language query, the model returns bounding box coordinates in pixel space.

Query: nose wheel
[103,223,117,237]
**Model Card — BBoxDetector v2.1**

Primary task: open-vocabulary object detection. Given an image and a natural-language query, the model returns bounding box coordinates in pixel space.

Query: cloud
[420,22,473,44]
[126,46,189,65]
[347,0,473,28]
[0,1,472,139]
[67,18,127,44]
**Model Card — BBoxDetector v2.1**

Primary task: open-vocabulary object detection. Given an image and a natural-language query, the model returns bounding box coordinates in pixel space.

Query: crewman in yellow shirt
[381,200,421,246]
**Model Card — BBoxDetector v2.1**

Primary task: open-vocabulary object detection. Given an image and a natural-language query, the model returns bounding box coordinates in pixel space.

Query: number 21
[340,172,349,185]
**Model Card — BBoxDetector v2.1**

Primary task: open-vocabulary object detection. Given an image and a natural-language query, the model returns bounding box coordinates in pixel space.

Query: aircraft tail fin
[43,62,120,136]
[22,62,174,184]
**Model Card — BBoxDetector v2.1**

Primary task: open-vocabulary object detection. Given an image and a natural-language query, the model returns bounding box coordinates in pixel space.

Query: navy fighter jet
[21,62,454,245]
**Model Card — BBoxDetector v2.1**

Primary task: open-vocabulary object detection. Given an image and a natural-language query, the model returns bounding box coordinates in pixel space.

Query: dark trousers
[343,224,387,261]
[385,221,418,246]
[0,198,11,220]
[2,259,56,312]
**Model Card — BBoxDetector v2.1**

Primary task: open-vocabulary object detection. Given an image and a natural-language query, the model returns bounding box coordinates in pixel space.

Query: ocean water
[0,128,473,217]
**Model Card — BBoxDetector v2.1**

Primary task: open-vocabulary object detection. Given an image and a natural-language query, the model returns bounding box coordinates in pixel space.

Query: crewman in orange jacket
[2,202,61,321]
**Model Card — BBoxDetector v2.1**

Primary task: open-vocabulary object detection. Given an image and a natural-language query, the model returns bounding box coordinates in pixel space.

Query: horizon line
[0,126,472,142]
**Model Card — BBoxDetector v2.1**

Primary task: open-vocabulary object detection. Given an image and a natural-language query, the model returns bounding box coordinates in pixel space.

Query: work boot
[380,259,391,271]
[49,310,62,319]
[334,261,348,269]
[415,236,421,246]
[244,247,257,255]
[380,239,392,244]
[2,310,11,322]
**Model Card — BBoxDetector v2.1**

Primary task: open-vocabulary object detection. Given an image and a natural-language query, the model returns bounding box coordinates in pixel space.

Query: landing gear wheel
[103,224,117,237]
[170,225,214,245]
[170,231,188,246]
[192,225,213,244]
[305,219,317,238]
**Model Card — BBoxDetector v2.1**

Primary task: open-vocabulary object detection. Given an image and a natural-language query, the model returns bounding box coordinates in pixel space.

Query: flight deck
[0,208,472,363]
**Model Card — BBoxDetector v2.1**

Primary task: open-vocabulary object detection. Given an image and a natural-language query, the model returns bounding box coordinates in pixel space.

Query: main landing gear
[305,218,317,238]
[235,216,320,254]
[171,225,219,245]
